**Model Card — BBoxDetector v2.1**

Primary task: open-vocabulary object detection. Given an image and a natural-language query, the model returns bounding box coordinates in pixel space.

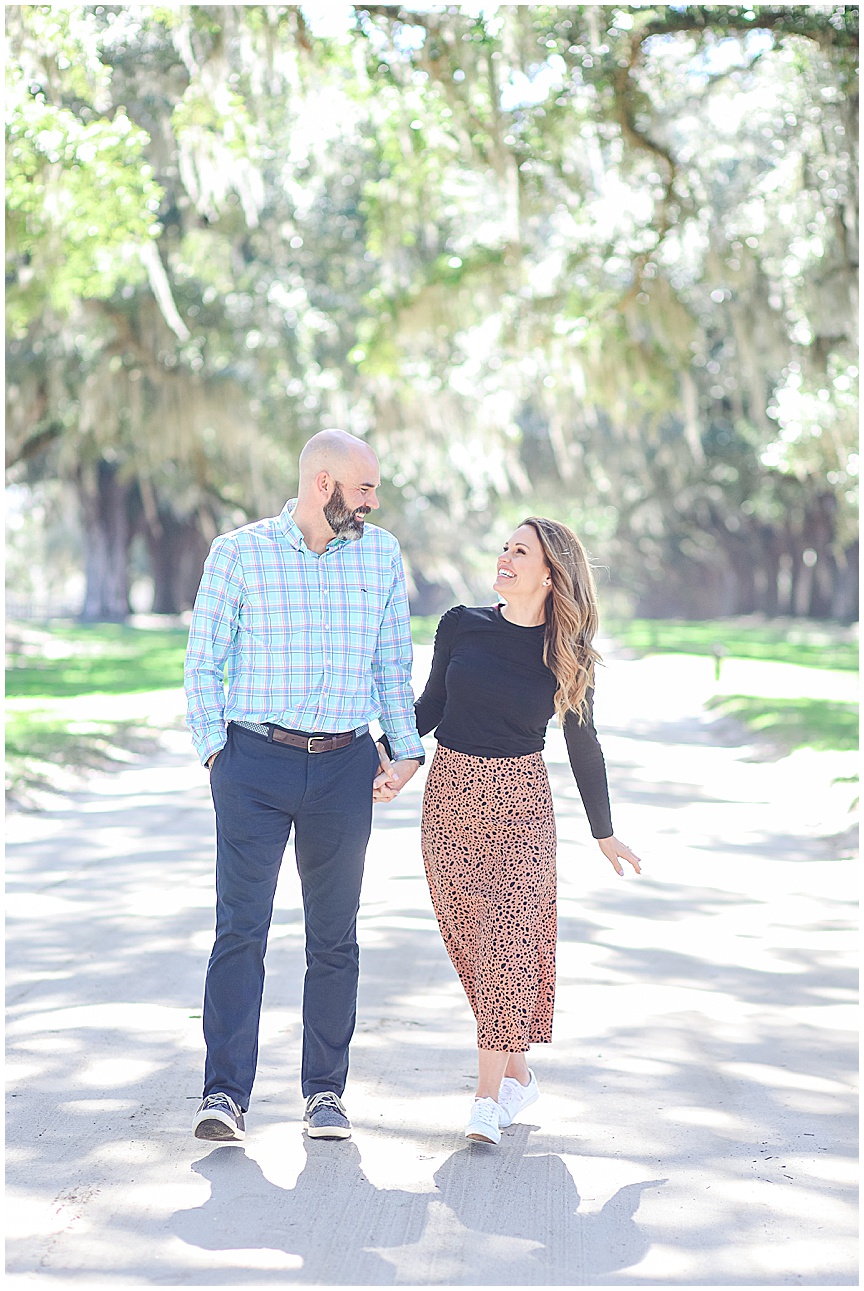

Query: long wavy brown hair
[520,516,602,724]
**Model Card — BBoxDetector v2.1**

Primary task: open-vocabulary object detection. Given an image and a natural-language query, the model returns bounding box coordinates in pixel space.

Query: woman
[403,517,641,1145]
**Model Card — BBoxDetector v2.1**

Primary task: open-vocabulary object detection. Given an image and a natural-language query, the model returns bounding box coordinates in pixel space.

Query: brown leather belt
[234,720,366,753]
[271,728,356,753]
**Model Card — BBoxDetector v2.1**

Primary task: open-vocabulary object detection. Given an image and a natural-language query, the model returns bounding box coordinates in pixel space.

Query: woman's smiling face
[493,524,551,601]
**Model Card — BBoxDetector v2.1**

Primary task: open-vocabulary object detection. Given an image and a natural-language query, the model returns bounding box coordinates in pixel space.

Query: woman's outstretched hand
[597,835,642,876]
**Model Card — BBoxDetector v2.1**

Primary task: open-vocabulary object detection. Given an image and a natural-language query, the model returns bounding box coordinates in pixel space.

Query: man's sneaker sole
[304,1122,351,1140]
[304,1091,352,1139]
[193,1111,245,1142]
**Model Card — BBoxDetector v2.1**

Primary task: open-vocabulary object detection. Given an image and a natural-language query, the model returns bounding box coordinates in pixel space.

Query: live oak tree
[5,5,858,621]
[349,3,858,617]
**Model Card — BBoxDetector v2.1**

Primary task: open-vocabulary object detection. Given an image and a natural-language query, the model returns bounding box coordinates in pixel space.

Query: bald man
[185,430,424,1143]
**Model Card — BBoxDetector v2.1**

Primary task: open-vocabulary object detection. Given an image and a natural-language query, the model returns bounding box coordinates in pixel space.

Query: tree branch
[5,423,63,470]
[637,6,858,50]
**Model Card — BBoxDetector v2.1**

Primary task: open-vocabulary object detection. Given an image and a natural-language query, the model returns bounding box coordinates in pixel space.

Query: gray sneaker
[304,1091,351,1140]
[193,1092,246,1142]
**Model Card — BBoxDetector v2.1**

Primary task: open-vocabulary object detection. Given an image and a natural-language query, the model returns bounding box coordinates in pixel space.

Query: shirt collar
[277,499,350,554]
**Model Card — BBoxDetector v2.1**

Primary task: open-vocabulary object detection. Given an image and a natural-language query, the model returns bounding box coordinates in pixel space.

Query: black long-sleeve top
[414,604,613,839]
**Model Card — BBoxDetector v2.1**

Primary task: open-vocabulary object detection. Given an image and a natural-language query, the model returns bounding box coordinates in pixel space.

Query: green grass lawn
[6,709,163,798]
[603,617,858,672]
[9,616,854,686]
[409,615,441,645]
[5,616,859,801]
[6,622,188,698]
[6,622,186,799]
[604,617,858,755]
[706,695,858,753]
[605,617,858,755]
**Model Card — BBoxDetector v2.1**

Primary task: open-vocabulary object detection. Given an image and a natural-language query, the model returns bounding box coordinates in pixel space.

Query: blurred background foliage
[5,3,859,622]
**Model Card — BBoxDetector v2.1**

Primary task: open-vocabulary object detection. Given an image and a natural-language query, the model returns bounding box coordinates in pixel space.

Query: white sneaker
[465,1096,502,1144]
[497,1069,539,1129]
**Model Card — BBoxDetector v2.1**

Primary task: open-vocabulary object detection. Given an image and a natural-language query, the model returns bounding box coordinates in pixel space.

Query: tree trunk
[831,540,859,622]
[721,535,758,615]
[752,525,781,617]
[77,460,134,622]
[793,557,815,617]
[809,494,842,620]
[143,510,211,614]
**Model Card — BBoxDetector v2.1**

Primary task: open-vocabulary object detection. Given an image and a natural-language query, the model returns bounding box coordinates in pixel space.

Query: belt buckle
[307,735,325,754]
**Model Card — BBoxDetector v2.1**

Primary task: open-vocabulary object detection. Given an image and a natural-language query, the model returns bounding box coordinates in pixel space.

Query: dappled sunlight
[723,1062,853,1096]
[659,1105,751,1132]
[58,1098,137,1114]
[13,1033,79,1052]
[7,1195,78,1241]
[8,1002,199,1037]
[124,888,215,917]
[188,1247,304,1271]
[256,1009,302,1044]
[91,1141,164,1165]
[783,1155,858,1186]
[5,0,858,1277]
[7,648,856,1284]
[7,892,81,920]
[7,1062,46,1086]
[357,913,441,939]
[79,1058,162,1088]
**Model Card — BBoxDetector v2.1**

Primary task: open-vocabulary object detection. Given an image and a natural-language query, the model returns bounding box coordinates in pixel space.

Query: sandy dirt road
[6,646,857,1286]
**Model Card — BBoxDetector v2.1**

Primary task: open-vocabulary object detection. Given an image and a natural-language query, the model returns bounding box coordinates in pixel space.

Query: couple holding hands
[185,430,641,1149]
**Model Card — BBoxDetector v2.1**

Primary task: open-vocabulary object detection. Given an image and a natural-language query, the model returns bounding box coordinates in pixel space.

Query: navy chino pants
[203,722,380,1110]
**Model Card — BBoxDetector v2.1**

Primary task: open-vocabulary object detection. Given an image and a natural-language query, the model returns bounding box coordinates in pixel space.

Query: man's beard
[324,482,370,541]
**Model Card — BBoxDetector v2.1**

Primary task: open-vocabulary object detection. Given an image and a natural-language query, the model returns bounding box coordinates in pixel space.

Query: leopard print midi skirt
[421,744,557,1052]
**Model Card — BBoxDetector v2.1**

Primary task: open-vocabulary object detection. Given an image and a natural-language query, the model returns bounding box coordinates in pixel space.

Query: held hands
[597,835,642,877]
[208,743,418,797]
[373,742,420,803]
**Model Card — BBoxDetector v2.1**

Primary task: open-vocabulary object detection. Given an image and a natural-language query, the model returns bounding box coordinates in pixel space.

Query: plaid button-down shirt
[184,500,425,766]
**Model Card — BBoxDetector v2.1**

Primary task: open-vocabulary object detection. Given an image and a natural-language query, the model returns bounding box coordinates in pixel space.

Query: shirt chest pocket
[343,581,388,639]
[238,577,321,648]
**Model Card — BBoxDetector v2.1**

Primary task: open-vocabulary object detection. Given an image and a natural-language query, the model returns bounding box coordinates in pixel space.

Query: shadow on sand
[170,1127,665,1285]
